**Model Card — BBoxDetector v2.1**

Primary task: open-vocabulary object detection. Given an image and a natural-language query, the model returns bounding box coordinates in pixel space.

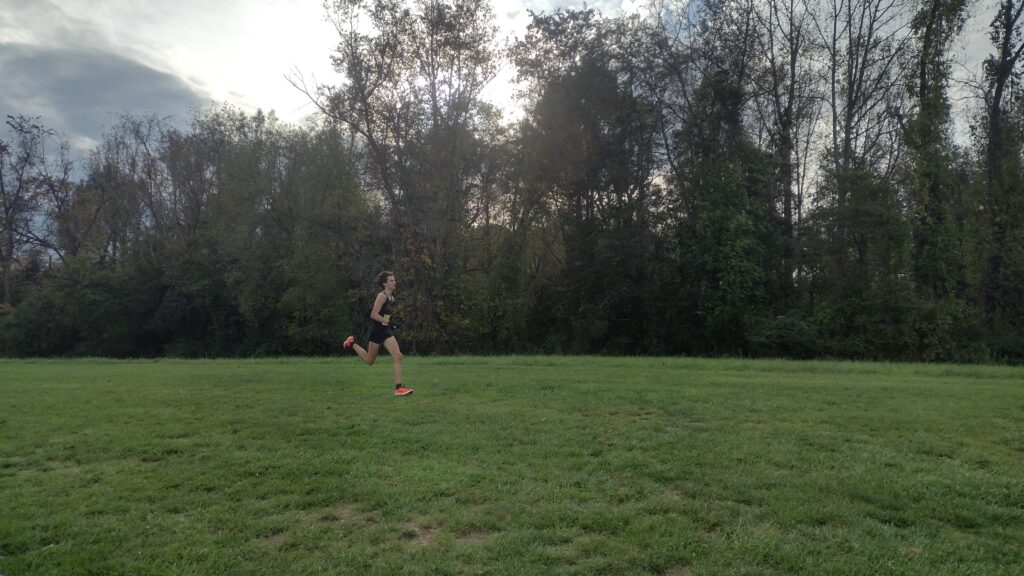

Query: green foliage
[672,72,774,355]
[906,0,970,299]
[748,313,820,359]
[0,275,78,356]
[976,3,1024,360]
[4,2,1024,362]
[511,9,662,355]
[907,296,989,362]
[0,253,165,357]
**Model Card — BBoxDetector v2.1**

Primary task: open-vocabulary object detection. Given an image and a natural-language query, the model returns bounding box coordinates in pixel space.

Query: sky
[0,0,998,157]
[0,0,637,155]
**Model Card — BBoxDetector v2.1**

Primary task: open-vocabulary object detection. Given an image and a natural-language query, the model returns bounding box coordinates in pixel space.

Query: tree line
[2,0,1023,361]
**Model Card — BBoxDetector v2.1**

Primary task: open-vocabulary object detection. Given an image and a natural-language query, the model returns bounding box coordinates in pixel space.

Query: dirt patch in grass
[262,530,288,547]
[318,503,365,525]
[701,522,721,534]
[402,520,436,545]
[455,530,496,545]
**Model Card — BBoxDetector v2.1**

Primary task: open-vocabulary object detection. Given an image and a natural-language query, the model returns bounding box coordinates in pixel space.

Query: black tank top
[378,292,393,317]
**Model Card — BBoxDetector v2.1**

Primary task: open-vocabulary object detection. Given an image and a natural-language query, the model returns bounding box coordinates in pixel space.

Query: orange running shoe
[342,336,355,348]
[394,387,414,396]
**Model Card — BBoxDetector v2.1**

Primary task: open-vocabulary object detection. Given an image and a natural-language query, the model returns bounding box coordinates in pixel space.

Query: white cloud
[0,0,212,154]
[3,0,651,145]
[40,0,339,123]
[15,0,1000,153]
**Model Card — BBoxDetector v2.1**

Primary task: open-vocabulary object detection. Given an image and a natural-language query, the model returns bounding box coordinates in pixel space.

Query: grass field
[1,357,1022,575]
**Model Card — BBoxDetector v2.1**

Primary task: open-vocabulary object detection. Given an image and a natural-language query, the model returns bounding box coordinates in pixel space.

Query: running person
[343,271,412,396]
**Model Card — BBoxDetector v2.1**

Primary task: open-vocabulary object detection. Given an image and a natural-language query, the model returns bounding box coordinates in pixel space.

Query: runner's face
[386,276,397,291]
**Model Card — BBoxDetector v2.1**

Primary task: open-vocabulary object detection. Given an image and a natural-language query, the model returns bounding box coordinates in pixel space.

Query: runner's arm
[370,293,389,324]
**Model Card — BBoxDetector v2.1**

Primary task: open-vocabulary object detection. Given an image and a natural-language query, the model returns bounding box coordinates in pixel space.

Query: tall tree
[979,0,1024,354]
[751,0,821,301]
[84,113,177,263]
[0,116,53,305]
[672,70,773,354]
[513,10,662,352]
[804,0,913,304]
[905,0,969,299]
[306,0,499,351]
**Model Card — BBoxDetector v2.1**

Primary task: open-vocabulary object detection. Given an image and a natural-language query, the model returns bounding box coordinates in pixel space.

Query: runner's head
[376,271,395,290]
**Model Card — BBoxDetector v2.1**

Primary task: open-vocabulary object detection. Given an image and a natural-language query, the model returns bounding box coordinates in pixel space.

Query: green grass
[1,356,1022,575]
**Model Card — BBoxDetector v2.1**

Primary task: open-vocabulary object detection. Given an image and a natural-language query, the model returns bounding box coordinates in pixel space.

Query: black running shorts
[368,323,394,345]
